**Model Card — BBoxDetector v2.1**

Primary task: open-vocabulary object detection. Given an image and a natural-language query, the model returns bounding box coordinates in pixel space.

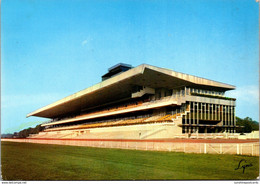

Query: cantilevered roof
[27,64,235,119]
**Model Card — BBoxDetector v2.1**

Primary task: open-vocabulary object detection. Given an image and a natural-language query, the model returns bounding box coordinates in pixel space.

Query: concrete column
[224,105,226,126]
[225,105,227,127]
[204,103,206,120]
[197,103,199,124]
[215,104,217,120]
[185,104,187,125]
[234,106,236,133]
[227,106,230,127]
[189,101,191,125]
[193,102,195,124]
[234,106,236,126]
[200,103,202,119]
[231,106,233,126]
[220,105,223,125]
[211,104,213,120]
[218,105,220,121]
[208,103,210,120]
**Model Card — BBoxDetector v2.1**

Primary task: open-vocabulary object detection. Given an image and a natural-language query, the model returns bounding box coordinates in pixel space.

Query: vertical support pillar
[185,104,187,125]
[234,106,236,133]
[232,107,234,133]
[193,102,195,124]
[197,102,199,124]
[237,144,239,155]
[215,104,217,120]
[228,106,230,128]
[211,104,213,120]
[204,103,206,120]
[224,105,226,126]
[225,106,227,131]
[221,105,223,126]
[204,143,207,154]
[189,101,191,125]
[200,103,202,119]
[208,103,210,120]
[218,105,220,121]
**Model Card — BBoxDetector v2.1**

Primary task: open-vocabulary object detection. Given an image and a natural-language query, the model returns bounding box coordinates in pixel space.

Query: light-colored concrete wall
[38,123,182,139]
[74,123,182,140]
[238,131,259,139]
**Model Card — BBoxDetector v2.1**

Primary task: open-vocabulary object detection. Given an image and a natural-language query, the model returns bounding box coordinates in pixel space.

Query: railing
[2,138,259,156]
[190,92,236,101]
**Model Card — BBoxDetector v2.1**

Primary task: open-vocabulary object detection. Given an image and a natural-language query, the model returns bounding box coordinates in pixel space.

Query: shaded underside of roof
[27,64,235,119]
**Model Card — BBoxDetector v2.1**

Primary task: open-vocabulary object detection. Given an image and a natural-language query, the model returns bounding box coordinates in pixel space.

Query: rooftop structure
[28,64,237,140]
[102,63,133,81]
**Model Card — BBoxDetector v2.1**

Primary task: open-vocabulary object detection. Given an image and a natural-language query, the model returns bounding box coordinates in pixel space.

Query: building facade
[28,64,237,139]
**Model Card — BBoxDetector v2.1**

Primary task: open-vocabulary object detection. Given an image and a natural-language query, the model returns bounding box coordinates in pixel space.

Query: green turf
[1,141,259,180]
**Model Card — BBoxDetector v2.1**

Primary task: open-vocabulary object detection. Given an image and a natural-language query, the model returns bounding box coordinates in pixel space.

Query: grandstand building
[28,64,237,139]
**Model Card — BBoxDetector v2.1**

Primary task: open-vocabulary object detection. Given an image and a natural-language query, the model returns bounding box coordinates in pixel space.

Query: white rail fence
[2,138,259,156]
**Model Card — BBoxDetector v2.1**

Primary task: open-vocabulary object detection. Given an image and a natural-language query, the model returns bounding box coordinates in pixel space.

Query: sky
[1,0,259,134]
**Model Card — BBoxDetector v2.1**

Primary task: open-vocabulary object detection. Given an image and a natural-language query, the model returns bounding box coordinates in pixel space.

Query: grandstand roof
[27,64,235,119]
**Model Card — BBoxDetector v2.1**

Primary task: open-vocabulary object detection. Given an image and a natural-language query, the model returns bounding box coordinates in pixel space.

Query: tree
[236,116,259,133]
[16,124,45,138]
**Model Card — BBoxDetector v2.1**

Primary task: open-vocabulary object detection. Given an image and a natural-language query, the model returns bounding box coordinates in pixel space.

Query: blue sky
[1,0,259,134]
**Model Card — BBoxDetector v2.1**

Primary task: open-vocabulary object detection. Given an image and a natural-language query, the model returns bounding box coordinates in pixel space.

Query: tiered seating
[46,96,184,129]
[45,133,63,138]
[118,117,147,126]
[44,100,189,133]
[55,133,74,138]
[163,113,181,121]
[164,114,176,121]
[46,113,181,132]
[144,115,161,122]
[117,119,132,125]
[156,114,172,122]
[80,100,144,118]
[45,124,81,132]
[47,100,147,127]
[45,116,154,133]
[31,133,48,138]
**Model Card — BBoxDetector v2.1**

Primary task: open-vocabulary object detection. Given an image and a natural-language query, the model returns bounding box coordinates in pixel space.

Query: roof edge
[26,64,145,118]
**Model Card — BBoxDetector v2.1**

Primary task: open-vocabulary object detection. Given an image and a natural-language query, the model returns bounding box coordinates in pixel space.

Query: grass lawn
[1,141,259,180]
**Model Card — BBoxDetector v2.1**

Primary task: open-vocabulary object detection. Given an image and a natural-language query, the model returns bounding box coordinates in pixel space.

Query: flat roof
[27,64,235,119]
